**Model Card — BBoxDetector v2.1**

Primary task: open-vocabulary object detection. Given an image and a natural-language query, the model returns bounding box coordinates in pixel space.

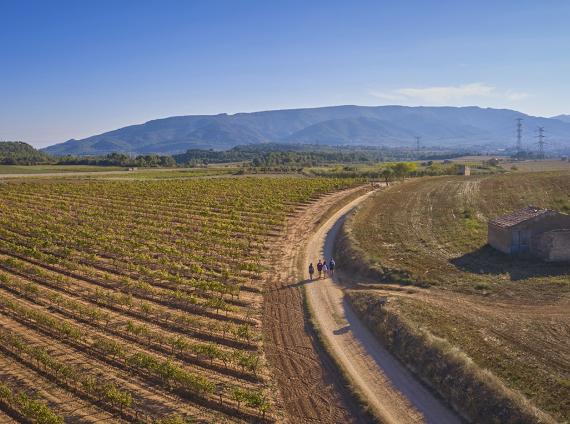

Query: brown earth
[343,173,570,421]
[0,352,121,423]
[262,187,372,424]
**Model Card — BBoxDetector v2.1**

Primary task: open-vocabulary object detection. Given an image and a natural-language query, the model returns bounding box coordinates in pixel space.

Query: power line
[516,118,523,153]
[536,126,546,158]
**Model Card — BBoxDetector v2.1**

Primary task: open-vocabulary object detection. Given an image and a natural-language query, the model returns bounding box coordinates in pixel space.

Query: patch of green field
[90,167,237,179]
[0,164,126,174]
[0,165,239,179]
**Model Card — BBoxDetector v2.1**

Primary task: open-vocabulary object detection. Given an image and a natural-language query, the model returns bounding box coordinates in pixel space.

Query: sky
[1,0,569,147]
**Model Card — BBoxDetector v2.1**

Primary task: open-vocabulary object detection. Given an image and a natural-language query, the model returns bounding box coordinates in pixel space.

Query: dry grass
[348,291,557,424]
[349,171,570,295]
[502,160,570,173]
[344,171,570,422]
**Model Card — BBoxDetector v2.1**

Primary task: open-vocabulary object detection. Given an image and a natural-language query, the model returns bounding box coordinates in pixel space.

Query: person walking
[316,260,323,279]
[322,262,328,278]
[308,263,315,280]
[329,258,335,276]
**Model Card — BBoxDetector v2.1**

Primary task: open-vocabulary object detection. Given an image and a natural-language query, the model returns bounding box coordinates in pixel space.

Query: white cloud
[370,83,529,105]
[368,91,407,101]
[505,90,529,101]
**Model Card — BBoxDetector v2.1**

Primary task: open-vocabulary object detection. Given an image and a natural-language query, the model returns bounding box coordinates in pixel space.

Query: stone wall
[533,230,570,262]
[488,224,512,254]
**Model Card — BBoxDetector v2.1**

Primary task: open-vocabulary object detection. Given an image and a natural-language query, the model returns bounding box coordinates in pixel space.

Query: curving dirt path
[263,187,371,424]
[303,191,462,424]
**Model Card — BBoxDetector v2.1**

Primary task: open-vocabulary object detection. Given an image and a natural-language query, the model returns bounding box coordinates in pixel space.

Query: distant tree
[392,162,417,180]
[381,168,394,185]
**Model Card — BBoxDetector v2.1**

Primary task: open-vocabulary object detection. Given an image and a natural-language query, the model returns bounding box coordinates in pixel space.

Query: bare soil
[263,186,462,424]
[262,187,370,424]
[0,353,121,423]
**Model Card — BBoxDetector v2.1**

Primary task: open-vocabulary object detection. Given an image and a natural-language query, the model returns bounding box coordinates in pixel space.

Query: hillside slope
[344,172,570,422]
[553,114,570,123]
[0,141,51,164]
[43,105,570,155]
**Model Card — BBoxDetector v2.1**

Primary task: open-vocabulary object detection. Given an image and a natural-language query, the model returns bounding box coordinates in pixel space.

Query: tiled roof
[489,206,550,228]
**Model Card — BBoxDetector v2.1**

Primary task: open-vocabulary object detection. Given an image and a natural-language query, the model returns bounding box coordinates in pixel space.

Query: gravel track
[304,190,462,424]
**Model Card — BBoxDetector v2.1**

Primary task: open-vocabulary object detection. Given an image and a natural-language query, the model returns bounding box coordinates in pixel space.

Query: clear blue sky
[1,0,569,147]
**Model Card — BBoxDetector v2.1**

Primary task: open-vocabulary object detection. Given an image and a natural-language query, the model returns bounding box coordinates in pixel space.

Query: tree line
[57,152,176,167]
[0,142,176,167]
[0,141,471,169]
[173,144,469,167]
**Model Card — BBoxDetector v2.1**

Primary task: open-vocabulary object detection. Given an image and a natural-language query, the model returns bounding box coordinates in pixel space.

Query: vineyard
[0,176,358,423]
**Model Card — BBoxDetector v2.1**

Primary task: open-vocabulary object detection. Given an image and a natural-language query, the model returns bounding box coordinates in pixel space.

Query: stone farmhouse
[488,206,570,262]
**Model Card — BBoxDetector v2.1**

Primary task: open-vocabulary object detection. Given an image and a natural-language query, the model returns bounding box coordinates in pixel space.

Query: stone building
[533,230,570,262]
[457,165,471,176]
[488,206,570,261]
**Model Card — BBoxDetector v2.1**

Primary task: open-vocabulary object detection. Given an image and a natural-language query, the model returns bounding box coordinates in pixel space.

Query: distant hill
[553,114,570,123]
[0,141,51,164]
[42,105,570,155]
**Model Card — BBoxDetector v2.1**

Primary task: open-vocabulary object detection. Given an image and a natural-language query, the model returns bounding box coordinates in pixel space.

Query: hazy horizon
[2,0,569,148]
[33,104,570,150]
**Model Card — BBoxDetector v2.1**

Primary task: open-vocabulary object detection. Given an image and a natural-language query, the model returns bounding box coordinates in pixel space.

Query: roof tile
[489,206,550,228]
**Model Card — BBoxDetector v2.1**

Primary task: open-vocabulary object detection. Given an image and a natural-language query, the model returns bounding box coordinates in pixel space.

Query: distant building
[488,206,570,261]
[457,165,471,176]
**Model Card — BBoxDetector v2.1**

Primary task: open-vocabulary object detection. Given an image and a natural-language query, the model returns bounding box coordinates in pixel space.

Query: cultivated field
[501,159,570,173]
[0,176,357,423]
[0,165,126,175]
[343,171,570,422]
[0,166,235,179]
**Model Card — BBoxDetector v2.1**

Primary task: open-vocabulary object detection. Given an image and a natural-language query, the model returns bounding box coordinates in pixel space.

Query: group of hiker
[308,258,335,280]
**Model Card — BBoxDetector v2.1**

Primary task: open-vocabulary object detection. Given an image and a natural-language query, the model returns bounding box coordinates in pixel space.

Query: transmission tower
[516,118,523,154]
[536,126,546,158]
[415,136,421,154]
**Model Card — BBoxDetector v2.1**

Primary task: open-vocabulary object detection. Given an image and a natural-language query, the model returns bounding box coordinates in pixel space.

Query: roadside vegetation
[341,171,570,422]
[0,175,359,422]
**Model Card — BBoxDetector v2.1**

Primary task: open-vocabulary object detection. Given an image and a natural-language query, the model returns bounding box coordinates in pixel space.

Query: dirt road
[303,191,462,424]
[263,187,371,424]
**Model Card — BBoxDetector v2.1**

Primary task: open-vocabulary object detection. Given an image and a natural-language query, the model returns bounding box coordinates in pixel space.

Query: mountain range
[552,114,570,124]
[42,105,570,155]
